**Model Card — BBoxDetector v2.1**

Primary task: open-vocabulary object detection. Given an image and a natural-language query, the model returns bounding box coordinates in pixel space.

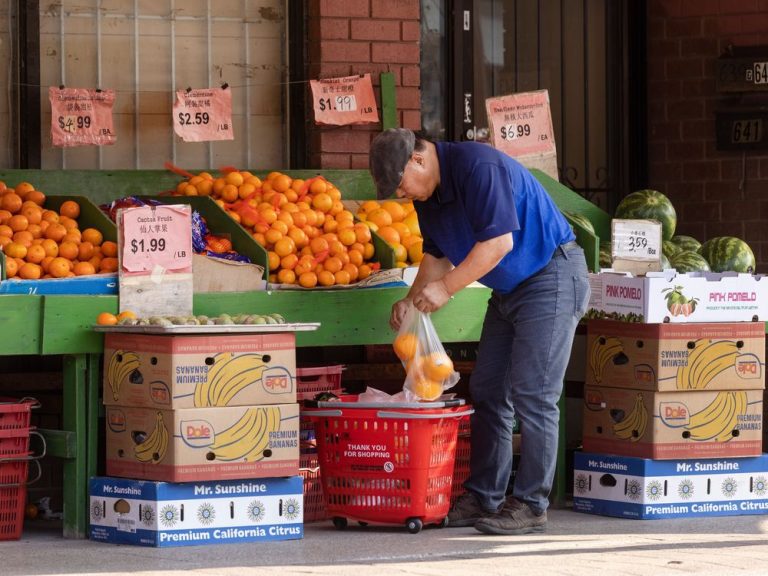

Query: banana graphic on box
[685,390,747,442]
[106,350,142,402]
[588,336,626,384]
[210,407,281,462]
[612,393,648,442]
[194,352,272,408]
[675,339,740,390]
[134,411,169,463]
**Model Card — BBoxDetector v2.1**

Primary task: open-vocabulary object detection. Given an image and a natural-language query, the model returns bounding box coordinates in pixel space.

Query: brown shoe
[474,497,547,535]
[446,492,498,527]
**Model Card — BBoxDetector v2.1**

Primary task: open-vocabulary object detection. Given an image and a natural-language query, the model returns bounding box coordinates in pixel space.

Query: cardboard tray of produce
[93,322,320,334]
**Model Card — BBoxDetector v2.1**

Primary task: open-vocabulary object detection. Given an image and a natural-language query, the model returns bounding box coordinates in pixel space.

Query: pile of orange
[174,170,381,287]
[0,181,117,280]
[355,199,423,267]
[392,331,454,401]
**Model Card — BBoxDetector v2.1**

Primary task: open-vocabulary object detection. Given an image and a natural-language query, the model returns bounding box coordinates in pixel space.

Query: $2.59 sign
[119,205,193,274]
[173,87,234,142]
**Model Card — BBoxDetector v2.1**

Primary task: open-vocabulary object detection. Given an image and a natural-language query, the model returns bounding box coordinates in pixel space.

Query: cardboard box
[89,475,303,547]
[587,271,768,323]
[586,319,765,391]
[103,332,296,408]
[0,272,117,295]
[105,404,300,482]
[582,386,763,459]
[192,254,266,293]
[573,451,768,519]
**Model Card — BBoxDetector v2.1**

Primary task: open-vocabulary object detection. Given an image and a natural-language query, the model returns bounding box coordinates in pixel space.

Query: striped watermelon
[697,236,756,273]
[614,189,677,241]
[599,241,612,268]
[660,252,671,270]
[670,250,711,273]
[670,235,701,252]
[563,211,595,236]
[662,240,682,259]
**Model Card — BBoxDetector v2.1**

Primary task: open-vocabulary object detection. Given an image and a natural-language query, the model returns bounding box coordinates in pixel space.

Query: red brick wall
[306,0,421,170]
[647,0,768,271]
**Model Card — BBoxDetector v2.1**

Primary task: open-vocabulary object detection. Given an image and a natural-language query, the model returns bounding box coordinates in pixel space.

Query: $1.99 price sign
[119,205,193,274]
[173,87,234,142]
[309,74,379,126]
[611,219,662,263]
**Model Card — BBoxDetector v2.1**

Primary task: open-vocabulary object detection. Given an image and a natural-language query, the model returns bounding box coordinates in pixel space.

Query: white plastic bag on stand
[393,303,460,401]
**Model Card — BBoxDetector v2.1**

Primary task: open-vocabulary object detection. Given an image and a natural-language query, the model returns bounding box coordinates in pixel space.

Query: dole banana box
[572,452,768,520]
[588,270,768,323]
[105,403,299,482]
[89,475,303,547]
[103,332,296,409]
[582,385,763,459]
[586,319,765,392]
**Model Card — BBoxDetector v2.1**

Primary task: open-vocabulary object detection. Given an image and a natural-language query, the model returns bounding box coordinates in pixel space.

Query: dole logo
[180,419,214,448]
[263,366,294,394]
[736,354,762,379]
[660,401,690,427]
[584,390,605,411]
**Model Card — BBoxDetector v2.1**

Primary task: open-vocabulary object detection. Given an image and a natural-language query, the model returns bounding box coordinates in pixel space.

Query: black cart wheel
[332,517,348,530]
[358,521,369,527]
[405,517,423,534]
[438,517,449,528]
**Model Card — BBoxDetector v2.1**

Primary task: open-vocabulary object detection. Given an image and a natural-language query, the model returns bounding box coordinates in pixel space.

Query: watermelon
[599,241,612,268]
[660,252,671,270]
[662,240,682,259]
[563,211,595,236]
[614,189,677,241]
[698,236,756,273]
[670,235,701,252]
[670,250,711,273]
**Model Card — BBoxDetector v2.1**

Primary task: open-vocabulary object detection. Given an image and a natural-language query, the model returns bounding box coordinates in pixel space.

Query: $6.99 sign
[119,205,193,274]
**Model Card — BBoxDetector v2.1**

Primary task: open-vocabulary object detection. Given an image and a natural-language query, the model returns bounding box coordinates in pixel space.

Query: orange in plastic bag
[394,304,460,401]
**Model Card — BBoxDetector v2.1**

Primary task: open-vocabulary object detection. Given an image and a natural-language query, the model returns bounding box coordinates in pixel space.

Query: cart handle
[0,431,47,463]
[376,409,474,420]
[302,409,343,417]
[0,459,42,488]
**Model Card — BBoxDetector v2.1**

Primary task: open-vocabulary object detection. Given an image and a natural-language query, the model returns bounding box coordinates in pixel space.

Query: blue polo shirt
[414,141,574,294]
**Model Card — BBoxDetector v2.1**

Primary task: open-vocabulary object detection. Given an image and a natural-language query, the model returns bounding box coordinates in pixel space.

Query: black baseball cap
[369,128,416,200]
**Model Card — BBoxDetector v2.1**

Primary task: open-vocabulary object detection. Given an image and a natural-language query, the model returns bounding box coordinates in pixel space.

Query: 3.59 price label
[49,87,117,147]
[486,89,556,157]
[173,87,234,142]
[309,74,378,126]
[119,205,193,274]
[611,219,662,263]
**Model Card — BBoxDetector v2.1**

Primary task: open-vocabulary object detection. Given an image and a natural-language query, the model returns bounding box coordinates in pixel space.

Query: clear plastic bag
[393,303,460,401]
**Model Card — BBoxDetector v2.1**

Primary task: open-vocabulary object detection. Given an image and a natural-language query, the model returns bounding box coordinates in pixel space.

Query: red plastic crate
[0,397,35,434]
[296,365,343,401]
[306,402,471,533]
[0,398,38,541]
[300,451,328,523]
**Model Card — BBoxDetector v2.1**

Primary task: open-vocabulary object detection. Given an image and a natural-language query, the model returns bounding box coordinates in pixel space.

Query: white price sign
[611,219,662,262]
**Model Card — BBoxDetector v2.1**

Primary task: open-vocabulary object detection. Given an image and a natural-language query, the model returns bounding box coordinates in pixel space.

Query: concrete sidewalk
[4,507,768,576]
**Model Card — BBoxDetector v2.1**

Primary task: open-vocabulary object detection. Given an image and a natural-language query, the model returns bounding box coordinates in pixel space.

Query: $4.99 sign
[119,205,193,274]
[49,87,117,147]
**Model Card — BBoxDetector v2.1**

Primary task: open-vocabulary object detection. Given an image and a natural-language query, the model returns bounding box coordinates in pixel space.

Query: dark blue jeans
[466,243,589,514]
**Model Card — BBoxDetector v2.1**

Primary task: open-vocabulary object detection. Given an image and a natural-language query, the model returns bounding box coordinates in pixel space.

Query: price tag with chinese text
[309,74,379,125]
[173,87,234,142]
[486,89,556,158]
[119,205,193,274]
[611,219,663,274]
[49,87,117,147]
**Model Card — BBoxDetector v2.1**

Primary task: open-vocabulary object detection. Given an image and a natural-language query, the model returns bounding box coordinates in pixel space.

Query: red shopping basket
[0,397,42,541]
[305,398,472,533]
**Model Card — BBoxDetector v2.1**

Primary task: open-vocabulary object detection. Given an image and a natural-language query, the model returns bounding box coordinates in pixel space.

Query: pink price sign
[309,74,379,126]
[486,90,556,157]
[120,205,193,274]
[173,87,234,142]
[49,87,117,147]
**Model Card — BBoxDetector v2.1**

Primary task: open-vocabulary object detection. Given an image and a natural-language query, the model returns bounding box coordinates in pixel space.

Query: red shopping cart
[304,398,472,533]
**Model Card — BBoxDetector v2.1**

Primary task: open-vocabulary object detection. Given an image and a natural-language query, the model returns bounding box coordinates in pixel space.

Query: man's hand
[390,298,413,331]
[413,279,452,313]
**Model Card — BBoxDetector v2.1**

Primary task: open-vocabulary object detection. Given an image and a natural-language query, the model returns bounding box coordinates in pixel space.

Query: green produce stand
[0,168,600,538]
